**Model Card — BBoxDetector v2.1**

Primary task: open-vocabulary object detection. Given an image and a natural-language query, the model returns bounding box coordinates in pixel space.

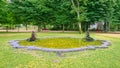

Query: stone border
[9,37,111,53]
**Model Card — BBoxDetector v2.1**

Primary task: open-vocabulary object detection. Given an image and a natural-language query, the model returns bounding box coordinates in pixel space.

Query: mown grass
[0,32,120,68]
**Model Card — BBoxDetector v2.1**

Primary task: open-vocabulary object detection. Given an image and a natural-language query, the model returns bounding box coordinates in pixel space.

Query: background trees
[0,0,120,32]
[71,0,88,33]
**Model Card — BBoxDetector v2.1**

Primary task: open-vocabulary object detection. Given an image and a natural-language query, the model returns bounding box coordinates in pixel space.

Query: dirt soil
[96,33,120,38]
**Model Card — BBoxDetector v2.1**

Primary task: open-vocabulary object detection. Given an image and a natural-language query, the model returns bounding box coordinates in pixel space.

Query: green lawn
[0,32,120,68]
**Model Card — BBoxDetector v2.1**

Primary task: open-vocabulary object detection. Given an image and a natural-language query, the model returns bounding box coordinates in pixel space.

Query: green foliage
[1,0,120,31]
[0,0,6,23]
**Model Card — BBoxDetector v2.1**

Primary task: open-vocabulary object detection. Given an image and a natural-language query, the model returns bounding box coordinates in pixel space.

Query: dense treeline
[0,0,120,32]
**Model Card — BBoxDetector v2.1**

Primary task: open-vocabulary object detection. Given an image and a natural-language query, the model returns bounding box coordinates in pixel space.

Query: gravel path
[96,33,120,38]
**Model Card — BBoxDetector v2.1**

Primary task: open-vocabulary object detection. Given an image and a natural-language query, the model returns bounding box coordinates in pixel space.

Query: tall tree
[71,0,88,33]
[9,0,53,31]
[49,0,72,32]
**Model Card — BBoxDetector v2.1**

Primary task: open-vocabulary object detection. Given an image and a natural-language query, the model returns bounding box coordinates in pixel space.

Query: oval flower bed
[19,37,102,49]
[9,37,111,52]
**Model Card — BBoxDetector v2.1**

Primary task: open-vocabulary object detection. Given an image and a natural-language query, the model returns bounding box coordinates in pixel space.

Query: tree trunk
[12,25,14,31]
[62,24,64,32]
[72,23,75,30]
[106,22,110,32]
[18,26,19,32]
[34,26,36,30]
[77,8,82,34]
[78,22,82,34]
[71,0,82,34]
[114,26,118,31]
[104,22,107,32]
[10,24,12,30]
[43,23,46,29]
[25,24,28,31]
[6,26,8,32]
[38,25,41,32]
[108,22,111,31]
[38,23,41,32]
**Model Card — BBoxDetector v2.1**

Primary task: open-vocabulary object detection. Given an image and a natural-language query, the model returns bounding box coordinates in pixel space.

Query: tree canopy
[0,0,120,32]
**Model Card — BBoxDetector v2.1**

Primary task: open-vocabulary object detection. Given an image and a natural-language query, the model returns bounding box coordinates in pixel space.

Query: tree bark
[77,10,82,34]
[43,23,46,29]
[72,23,75,30]
[25,23,28,31]
[10,24,12,30]
[71,0,82,34]
[108,22,111,31]
[106,22,110,32]
[34,26,36,30]
[62,24,64,32]
[103,22,107,32]
[37,22,41,32]
[78,22,82,34]
[18,25,19,32]
[38,25,41,32]
[6,26,8,32]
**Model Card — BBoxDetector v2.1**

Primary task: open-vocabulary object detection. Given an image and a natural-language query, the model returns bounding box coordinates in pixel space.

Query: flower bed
[9,37,111,52]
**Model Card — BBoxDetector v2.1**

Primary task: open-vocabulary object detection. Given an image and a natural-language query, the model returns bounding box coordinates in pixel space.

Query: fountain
[82,28,94,42]
[27,31,36,41]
